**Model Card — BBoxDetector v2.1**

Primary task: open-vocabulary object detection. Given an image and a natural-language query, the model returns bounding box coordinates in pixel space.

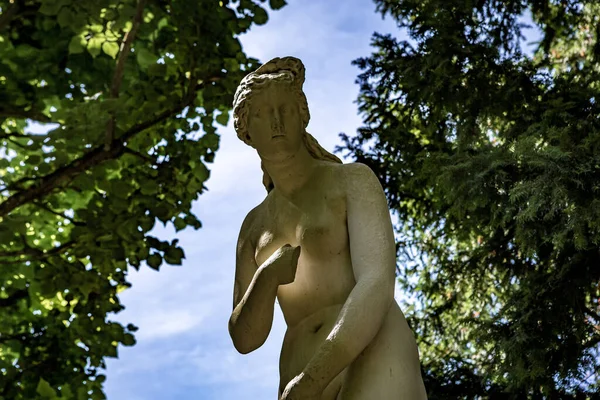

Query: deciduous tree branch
[0,85,200,218]
[105,0,147,150]
[0,176,39,193]
[123,147,155,163]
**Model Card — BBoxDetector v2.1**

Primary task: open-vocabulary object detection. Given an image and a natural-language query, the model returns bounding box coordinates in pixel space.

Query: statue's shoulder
[239,196,271,243]
[239,204,261,240]
[335,162,377,189]
[338,161,374,174]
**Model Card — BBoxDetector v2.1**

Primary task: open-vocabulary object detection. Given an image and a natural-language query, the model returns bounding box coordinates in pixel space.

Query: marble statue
[228,56,428,400]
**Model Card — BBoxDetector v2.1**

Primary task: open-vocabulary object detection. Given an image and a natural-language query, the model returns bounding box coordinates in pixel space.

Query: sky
[102,1,402,399]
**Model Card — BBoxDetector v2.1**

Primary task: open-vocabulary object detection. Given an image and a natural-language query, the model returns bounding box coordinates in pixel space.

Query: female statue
[228,56,427,400]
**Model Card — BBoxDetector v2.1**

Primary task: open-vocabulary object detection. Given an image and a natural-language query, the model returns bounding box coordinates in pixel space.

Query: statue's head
[233,57,309,147]
[232,56,342,192]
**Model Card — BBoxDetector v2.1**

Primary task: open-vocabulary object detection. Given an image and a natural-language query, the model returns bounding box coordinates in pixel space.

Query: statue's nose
[271,109,283,132]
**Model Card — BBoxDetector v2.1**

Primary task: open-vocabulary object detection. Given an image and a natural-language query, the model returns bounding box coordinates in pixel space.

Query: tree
[0,0,286,398]
[340,0,600,398]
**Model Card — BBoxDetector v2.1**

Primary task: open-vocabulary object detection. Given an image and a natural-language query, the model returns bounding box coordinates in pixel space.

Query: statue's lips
[271,134,285,139]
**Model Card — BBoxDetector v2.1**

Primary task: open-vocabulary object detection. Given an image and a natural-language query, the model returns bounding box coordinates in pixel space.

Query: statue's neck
[261,146,318,198]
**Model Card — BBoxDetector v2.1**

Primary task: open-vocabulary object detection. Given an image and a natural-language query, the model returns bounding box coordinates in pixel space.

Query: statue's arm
[228,210,279,354]
[302,163,396,391]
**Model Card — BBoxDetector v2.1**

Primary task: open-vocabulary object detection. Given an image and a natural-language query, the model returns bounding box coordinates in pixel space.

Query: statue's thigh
[337,358,425,400]
[337,326,427,399]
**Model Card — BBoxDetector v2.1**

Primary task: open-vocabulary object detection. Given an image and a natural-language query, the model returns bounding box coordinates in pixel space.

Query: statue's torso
[249,161,425,398]
[254,161,353,326]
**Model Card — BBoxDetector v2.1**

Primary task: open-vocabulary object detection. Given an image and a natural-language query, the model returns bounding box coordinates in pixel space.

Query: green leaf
[87,37,104,58]
[146,253,162,270]
[140,179,159,195]
[173,217,187,231]
[111,180,133,198]
[164,246,185,265]
[27,154,42,164]
[36,378,57,398]
[215,111,230,126]
[15,44,37,58]
[192,162,209,182]
[39,1,63,16]
[57,7,73,28]
[201,132,220,150]
[253,7,269,25]
[102,41,120,59]
[60,383,74,399]
[269,0,287,10]
[122,333,136,346]
[136,48,158,69]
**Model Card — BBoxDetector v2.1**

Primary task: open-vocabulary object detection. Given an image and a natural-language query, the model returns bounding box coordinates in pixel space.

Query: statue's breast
[253,192,348,267]
[293,196,348,261]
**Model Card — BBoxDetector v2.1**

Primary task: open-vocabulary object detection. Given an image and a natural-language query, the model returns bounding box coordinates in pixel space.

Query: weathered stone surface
[228,56,428,399]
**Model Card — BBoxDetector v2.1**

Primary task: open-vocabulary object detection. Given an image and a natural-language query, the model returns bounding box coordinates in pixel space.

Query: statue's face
[246,82,304,162]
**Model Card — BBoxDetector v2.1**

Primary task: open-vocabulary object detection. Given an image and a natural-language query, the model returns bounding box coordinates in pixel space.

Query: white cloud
[133,309,211,341]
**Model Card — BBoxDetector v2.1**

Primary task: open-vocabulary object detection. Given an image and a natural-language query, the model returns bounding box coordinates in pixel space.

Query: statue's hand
[265,244,301,285]
[280,372,321,400]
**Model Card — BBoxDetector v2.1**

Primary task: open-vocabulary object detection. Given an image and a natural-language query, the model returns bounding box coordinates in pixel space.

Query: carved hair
[232,56,342,192]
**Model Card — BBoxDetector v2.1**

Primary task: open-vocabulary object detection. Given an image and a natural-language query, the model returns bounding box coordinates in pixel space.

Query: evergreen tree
[341,1,600,397]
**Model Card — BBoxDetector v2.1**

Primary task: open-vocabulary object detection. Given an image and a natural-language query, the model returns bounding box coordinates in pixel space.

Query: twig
[0,132,32,140]
[123,147,156,163]
[6,137,28,149]
[0,0,20,33]
[33,202,85,226]
[0,246,38,257]
[584,305,600,324]
[104,0,147,150]
[0,86,200,217]
[0,108,52,123]
[0,239,75,259]
[577,366,599,390]
[0,176,39,193]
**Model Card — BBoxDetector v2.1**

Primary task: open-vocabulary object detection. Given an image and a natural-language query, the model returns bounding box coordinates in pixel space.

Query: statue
[228,56,428,400]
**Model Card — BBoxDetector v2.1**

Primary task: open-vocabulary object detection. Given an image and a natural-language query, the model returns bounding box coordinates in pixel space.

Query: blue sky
[103,1,401,399]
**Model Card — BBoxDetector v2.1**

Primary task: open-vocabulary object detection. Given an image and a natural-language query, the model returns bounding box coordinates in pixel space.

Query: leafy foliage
[0,0,286,398]
[341,0,600,398]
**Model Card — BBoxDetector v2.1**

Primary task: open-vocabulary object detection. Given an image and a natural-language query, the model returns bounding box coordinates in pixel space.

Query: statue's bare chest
[254,188,349,268]
[251,164,357,324]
